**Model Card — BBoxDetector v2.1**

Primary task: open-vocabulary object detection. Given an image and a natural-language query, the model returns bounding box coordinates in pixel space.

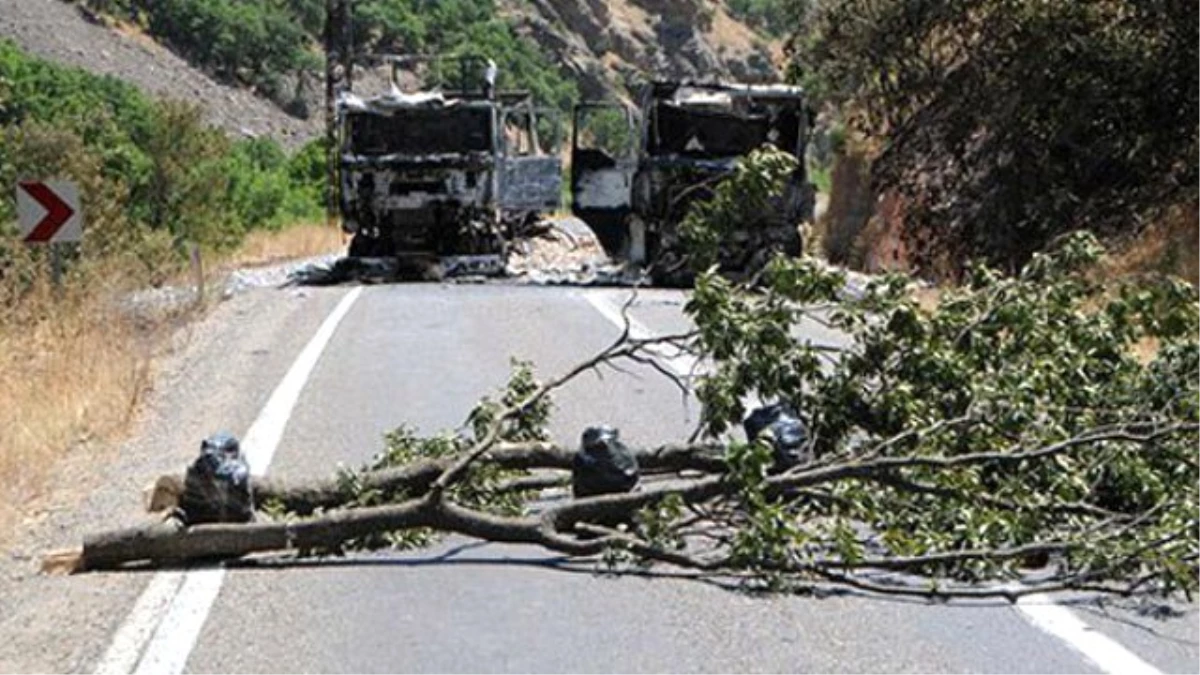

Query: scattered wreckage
[328,54,814,286]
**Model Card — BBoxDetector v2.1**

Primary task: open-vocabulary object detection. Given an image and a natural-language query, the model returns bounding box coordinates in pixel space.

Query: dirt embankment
[819,147,1199,285]
[0,0,319,149]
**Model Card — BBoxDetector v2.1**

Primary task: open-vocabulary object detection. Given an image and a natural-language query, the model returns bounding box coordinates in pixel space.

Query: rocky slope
[0,0,319,148]
[505,0,779,101]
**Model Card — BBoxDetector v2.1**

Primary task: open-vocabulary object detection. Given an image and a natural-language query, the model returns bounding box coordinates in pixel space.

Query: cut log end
[143,475,184,513]
[41,548,84,575]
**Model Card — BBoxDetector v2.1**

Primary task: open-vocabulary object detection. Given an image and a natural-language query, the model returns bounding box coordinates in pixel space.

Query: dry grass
[1101,200,1199,288]
[0,222,344,544]
[1094,202,1198,364]
[911,284,943,314]
[223,222,345,269]
[0,256,164,542]
[706,2,780,62]
[606,0,655,45]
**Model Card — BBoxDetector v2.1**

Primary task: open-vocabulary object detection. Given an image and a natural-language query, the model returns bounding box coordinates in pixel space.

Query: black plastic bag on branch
[572,426,640,497]
[744,404,812,471]
[177,433,254,525]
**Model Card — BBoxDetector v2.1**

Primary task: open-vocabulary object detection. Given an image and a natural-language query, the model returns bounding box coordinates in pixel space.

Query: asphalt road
[13,282,1195,673]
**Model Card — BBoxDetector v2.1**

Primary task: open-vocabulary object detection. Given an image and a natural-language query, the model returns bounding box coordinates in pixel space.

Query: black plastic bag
[572,426,639,498]
[743,404,812,471]
[177,432,254,525]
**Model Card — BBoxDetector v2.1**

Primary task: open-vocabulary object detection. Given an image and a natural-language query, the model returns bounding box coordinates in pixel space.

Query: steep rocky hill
[503,0,778,101]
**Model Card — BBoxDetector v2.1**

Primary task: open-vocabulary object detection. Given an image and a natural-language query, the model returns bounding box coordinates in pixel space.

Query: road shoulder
[0,285,347,673]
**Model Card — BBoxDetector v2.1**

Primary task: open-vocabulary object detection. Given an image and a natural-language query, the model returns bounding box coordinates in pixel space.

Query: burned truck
[571,81,814,285]
[337,56,562,273]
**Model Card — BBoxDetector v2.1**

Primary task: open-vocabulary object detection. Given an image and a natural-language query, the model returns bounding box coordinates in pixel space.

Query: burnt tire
[348,234,388,258]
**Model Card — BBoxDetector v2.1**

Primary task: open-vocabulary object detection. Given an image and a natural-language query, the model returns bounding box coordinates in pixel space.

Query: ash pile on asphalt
[505,221,645,286]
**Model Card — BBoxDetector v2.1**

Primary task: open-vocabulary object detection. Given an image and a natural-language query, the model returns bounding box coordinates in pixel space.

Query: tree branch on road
[45,161,1199,605]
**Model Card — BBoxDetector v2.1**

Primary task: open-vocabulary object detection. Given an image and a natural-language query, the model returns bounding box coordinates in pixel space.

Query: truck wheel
[348,234,388,258]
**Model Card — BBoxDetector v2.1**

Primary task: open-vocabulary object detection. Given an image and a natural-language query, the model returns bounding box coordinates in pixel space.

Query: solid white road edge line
[92,572,184,675]
[1016,594,1161,675]
[583,289,1162,675]
[94,286,364,675]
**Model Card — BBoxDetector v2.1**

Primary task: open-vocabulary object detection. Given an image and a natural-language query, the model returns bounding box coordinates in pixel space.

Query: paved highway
[3,282,1195,673]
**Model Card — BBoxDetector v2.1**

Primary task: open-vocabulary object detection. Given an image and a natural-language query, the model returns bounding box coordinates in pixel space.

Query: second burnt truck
[572,80,815,285]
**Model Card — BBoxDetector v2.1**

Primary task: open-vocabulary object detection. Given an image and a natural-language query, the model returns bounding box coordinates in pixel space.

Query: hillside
[0,0,780,147]
[502,0,778,101]
[0,0,318,148]
[796,0,1197,281]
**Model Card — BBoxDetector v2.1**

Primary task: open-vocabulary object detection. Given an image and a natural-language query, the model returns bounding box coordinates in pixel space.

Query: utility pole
[324,0,352,229]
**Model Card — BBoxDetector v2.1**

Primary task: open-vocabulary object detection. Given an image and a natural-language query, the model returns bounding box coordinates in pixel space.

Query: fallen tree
[49,151,1199,603]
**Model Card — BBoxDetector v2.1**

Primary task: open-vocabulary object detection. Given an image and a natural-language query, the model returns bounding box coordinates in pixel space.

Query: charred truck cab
[572,81,815,285]
[338,56,562,274]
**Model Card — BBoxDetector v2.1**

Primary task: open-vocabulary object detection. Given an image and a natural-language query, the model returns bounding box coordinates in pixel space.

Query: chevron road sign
[17,180,82,244]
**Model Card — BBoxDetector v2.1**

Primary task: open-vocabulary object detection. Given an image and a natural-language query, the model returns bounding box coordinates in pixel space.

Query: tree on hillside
[728,0,810,36]
[789,0,1199,276]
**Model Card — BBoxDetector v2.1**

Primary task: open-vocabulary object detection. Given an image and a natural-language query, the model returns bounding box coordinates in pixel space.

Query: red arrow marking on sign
[19,181,75,243]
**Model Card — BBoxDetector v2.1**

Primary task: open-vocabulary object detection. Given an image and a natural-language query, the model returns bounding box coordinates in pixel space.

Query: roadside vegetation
[76,0,577,111]
[790,0,1197,279]
[11,0,1197,600]
[0,41,336,543]
[0,40,326,252]
[726,0,795,36]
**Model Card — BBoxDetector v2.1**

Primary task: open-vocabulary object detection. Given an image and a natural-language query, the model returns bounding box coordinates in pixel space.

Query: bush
[0,40,323,257]
[728,0,806,37]
[82,0,319,99]
[80,0,577,110]
[226,137,325,231]
[447,20,578,110]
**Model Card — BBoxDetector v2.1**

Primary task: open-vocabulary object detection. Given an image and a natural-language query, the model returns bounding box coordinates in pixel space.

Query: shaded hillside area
[795,0,1198,282]
[0,0,318,147]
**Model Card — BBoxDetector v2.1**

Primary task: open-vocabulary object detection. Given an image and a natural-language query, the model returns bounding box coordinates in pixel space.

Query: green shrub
[83,0,319,99]
[226,137,324,231]
[727,0,805,37]
[0,40,323,257]
[792,0,1198,275]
